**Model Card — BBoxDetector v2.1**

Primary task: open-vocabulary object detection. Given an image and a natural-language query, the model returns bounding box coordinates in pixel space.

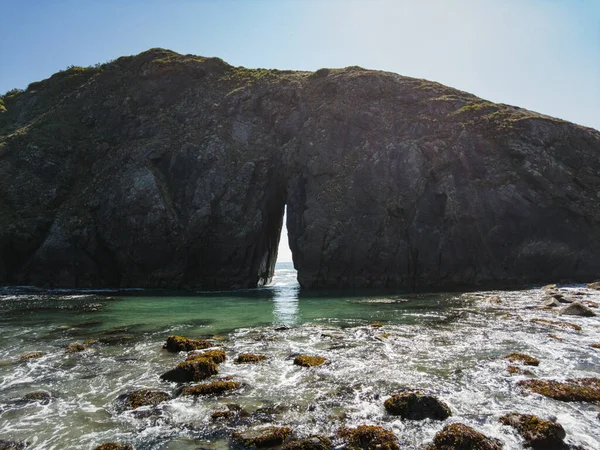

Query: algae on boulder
[236,353,268,363]
[186,349,226,363]
[337,425,399,450]
[160,357,219,383]
[181,381,240,396]
[505,353,540,366]
[163,335,211,352]
[233,426,292,448]
[517,377,600,402]
[426,423,503,450]
[293,355,327,367]
[500,413,565,449]
[383,392,451,420]
[115,389,171,411]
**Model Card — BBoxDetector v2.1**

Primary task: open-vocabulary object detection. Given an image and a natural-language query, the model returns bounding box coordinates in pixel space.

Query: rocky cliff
[1,49,599,289]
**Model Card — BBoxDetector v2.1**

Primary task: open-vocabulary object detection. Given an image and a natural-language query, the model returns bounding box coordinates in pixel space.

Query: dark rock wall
[1,49,599,289]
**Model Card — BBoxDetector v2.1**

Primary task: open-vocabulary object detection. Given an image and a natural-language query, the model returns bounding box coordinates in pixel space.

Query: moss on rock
[181,381,241,396]
[283,436,332,450]
[507,365,534,376]
[337,425,399,450]
[19,351,43,361]
[160,357,219,383]
[505,353,540,366]
[499,412,565,449]
[163,335,212,352]
[186,349,226,364]
[236,353,268,363]
[65,343,86,353]
[426,423,503,450]
[233,426,292,448]
[116,389,171,411]
[517,377,600,402]
[383,392,451,420]
[293,355,327,367]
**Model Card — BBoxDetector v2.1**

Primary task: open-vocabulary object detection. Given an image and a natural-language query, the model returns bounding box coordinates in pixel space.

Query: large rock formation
[1,48,599,289]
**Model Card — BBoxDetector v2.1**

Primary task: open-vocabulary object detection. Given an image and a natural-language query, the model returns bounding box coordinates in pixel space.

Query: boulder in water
[115,389,171,411]
[93,444,134,450]
[293,355,327,367]
[163,335,212,352]
[19,352,43,361]
[283,436,332,450]
[517,377,600,402]
[160,357,219,382]
[181,381,241,396]
[337,425,399,450]
[21,391,51,405]
[65,343,86,353]
[426,423,503,450]
[587,282,600,290]
[233,426,292,448]
[0,441,28,450]
[236,353,268,363]
[383,392,451,420]
[500,413,565,449]
[505,353,540,366]
[186,349,226,364]
[559,301,596,317]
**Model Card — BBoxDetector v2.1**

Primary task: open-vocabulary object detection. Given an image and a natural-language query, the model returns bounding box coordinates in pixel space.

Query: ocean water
[0,262,599,449]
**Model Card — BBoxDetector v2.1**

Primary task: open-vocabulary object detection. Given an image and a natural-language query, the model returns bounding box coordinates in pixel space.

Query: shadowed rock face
[1,48,599,290]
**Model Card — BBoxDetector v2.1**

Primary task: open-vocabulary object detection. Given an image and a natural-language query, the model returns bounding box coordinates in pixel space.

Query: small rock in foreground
[115,390,171,411]
[293,355,327,367]
[384,392,451,420]
[500,413,565,449]
[338,425,399,450]
[233,426,292,448]
[19,352,43,361]
[236,353,268,363]
[163,335,212,352]
[283,435,332,450]
[426,423,503,450]
[505,353,540,366]
[160,357,219,383]
[517,378,600,402]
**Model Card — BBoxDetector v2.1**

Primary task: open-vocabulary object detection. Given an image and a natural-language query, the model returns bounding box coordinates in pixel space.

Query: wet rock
[337,425,399,450]
[484,295,502,304]
[547,334,563,341]
[186,349,226,364]
[541,297,562,308]
[181,381,241,396]
[283,436,332,450]
[233,426,292,448]
[507,365,534,376]
[65,343,86,353]
[293,355,327,367]
[21,391,51,405]
[115,389,171,411]
[587,282,600,290]
[542,284,558,291]
[383,392,451,420]
[518,377,600,402]
[160,357,219,383]
[543,293,572,304]
[93,444,134,450]
[0,441,27,450]
[19,352,43,361]
[370,322,383,328]
[83,338,98,345]
[163,335,212,352]
[211,410,234,421]
[426,423,503,450]
[530,318,581,331]
[236,353,268,363]
[559,301,596,317]
[500,413,565,449]
[591,343,600,349]
[505,353,540,366]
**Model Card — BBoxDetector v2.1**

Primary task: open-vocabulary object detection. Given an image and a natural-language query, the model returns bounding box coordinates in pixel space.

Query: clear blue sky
[1,0,599,262]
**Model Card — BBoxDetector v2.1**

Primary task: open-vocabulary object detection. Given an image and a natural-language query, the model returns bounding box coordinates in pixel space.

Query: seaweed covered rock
[559,301,596,317]
[517,377,600,402]
[160,357,219,383]
[233,426,292,448]
[93,444,134,450]
[236,353,268,363]
[186,349,226,364]
[426,423,503,450]
[283,436,332,450]
[499,413,565,449]
[505,353,540,366]
[19,352,43,361]
[181,381,241,396]
[65,343,86,353]
[507,365,534,376]
[337,425,399,450]
[383,392,451,420]
[0,441,27,450]
[163,335,212,352]
[21,391,51,405]
[293,355,327,367]
[115,389,171,411]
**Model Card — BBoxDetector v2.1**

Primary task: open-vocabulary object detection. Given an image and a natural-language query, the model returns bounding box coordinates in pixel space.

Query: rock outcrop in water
[1,48,599,290]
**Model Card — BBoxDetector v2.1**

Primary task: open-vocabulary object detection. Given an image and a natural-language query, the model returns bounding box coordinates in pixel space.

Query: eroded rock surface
[1,48,599,290]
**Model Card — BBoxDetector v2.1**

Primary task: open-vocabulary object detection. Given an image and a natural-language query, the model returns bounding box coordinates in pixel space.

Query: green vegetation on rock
[517,377,600,402]
[181,381,241,396]
[338,425,399,450]
[293,355,327,367]
[426,423,503,450]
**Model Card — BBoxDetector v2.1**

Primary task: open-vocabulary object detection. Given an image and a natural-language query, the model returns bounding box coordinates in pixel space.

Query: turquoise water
[1,263,599,449]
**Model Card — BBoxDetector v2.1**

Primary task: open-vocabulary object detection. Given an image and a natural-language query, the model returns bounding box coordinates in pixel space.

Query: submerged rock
[500,413,565,449]
[383,392,451,420]
[163,335,212,352]
[93,444,133,450]
[160,357,219,383]
[233,426,292,448]
[505,353,540,366]
[283,436,332,450]
[507,365,534,376]
[21,391,52,405]
[426,423,503,450]
[517,378,600,402]
[181,381,241,396]
[293,355,327,367]
[337,425,399,450]
[236,353,268,363]
[0,441,27,450]
[2,49,599,291]
[115,389,171,411]
[19,352,43,361]
[65,343,86,353]
[559,301,596,317]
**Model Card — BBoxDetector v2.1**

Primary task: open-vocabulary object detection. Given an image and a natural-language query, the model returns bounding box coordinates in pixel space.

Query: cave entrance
[276,206,293,265]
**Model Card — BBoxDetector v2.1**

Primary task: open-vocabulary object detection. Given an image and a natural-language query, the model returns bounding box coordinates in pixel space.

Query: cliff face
[1,49,599,289]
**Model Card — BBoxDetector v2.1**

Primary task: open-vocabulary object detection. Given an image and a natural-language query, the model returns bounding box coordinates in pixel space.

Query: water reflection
[271,263,300,325]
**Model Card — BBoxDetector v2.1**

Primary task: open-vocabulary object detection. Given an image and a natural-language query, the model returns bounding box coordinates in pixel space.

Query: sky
[1,0,599,262]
